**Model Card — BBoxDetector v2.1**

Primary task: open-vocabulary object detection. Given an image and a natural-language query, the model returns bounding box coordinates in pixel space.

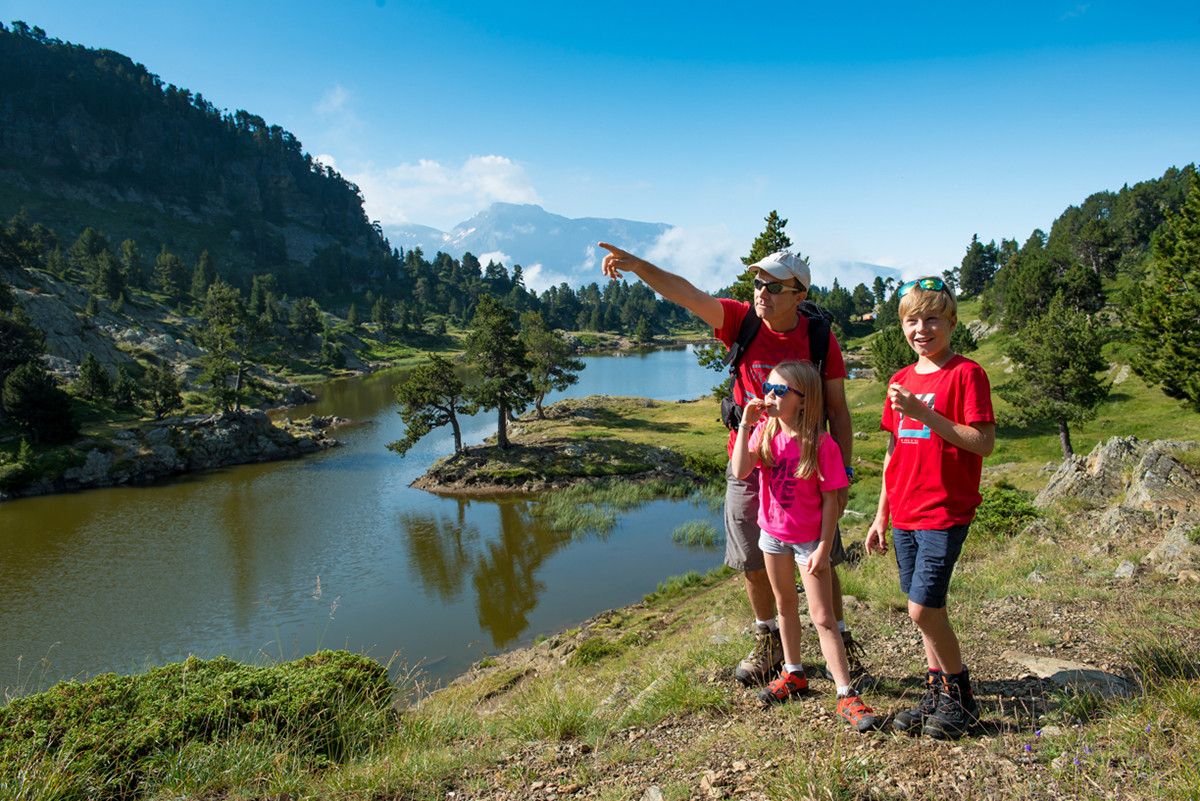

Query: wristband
[845,467,855,480]
[738,423,753,431]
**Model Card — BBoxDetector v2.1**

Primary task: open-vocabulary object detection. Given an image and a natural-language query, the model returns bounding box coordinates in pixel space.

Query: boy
[865,277,995,739]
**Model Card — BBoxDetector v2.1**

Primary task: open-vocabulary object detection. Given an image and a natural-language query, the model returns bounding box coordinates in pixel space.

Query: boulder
[1143,519,1200,578]
[1034,436,1148,509]
[1126,441,1199,514]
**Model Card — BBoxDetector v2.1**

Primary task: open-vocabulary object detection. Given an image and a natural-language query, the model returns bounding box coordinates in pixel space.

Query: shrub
[568,638,623,666]
[972,480,1041,538]
[0,651,392,799]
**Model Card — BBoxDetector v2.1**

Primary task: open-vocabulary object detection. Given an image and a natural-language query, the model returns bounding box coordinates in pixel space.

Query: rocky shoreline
[0,409,344,502]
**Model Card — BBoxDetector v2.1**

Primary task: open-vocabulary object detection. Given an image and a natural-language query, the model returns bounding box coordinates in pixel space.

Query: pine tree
[998,292,1110,458]
[2,361,78,443]
[75,353,112,400]
[153,245,187,304]
[520,311,584,419]
[730,211,793,302]
[143,364,183,419]
[464,295,534,449]
[386,354,467,456]
[190,250,216,302]
[1130,173,1200,412]
[112,365,138,410]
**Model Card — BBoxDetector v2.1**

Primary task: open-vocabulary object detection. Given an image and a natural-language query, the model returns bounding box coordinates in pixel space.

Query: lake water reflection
[0,347,723,694]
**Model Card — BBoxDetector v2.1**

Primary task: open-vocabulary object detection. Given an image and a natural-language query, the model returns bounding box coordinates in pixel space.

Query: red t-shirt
[880,355,995,529]
[716,298,848,455]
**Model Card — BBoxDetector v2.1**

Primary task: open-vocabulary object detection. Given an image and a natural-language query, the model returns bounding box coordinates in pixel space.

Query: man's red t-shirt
[715,298,847,455]
[880,355,995,529]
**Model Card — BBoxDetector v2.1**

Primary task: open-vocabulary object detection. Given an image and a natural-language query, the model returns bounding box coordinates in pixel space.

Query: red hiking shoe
[837,695,880,732]
[758,669,809,705]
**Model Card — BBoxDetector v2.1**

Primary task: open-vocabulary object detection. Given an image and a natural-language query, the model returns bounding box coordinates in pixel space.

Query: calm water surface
[1,347,723,695]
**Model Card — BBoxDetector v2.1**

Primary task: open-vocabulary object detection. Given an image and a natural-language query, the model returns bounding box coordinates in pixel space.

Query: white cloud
[644,225,743,294]
[477,250,514,269]
[517,262,564,294]
[350,155,541,230]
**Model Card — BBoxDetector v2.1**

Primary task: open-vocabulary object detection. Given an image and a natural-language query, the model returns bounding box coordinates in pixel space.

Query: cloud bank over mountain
[385,203,905,295]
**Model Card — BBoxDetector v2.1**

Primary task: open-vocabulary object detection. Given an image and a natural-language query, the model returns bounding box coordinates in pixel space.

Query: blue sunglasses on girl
[762,381,803,398]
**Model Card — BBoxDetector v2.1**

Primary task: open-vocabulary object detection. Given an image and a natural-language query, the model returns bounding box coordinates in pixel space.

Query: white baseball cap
[749,251,811,290]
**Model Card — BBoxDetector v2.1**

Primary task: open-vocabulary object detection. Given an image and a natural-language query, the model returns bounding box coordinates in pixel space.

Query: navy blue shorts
[893,525,970,609]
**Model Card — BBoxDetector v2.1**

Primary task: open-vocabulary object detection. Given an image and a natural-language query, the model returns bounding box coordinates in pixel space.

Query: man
[598,242,867,686]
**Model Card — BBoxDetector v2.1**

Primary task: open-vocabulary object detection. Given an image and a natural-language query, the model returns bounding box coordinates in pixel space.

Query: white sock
[837,620,847,633]
[756,618,779,631]
[837,685,852,697]
[785,663,805,675]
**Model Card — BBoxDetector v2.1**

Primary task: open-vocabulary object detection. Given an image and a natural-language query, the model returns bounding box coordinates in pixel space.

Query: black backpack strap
[808,317,831,378]
[721,309,761,373]
[797,300,832,379]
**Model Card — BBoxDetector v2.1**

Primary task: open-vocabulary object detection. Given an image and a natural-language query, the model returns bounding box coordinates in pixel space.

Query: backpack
[719,300,833,430]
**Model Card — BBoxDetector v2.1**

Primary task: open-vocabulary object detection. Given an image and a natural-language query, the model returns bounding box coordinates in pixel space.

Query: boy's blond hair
[898,278,958,323]
[755,360,825,480]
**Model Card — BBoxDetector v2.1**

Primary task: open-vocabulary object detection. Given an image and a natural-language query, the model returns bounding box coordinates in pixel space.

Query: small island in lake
[411,395,727,495]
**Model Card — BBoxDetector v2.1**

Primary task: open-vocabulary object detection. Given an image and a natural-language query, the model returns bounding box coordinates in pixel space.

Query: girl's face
[762,370,804,420]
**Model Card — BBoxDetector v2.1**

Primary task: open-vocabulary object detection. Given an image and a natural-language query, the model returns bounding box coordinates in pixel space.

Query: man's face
[754,269,806,327]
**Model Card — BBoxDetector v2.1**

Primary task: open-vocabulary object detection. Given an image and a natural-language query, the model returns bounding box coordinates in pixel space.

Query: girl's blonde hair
[755,360,825,480]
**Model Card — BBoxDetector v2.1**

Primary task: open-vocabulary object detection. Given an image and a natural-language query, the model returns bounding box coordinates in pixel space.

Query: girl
[731,361,879,732]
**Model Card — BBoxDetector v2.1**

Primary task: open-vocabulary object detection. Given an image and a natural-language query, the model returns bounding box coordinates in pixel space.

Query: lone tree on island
[465,295,534,449]
[387,354,467,456]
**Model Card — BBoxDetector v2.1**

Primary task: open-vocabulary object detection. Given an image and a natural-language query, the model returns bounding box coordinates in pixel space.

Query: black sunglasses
[753,277,803,295]
[898,277,947,298]
[762,381,803,398]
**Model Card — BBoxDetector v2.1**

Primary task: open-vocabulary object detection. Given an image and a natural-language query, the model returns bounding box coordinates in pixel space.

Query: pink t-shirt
[747,428,849,543]
[880,355,995,529]
[715,298,848,456]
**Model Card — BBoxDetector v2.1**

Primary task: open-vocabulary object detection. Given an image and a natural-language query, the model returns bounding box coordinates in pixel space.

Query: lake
[0,346,725,696]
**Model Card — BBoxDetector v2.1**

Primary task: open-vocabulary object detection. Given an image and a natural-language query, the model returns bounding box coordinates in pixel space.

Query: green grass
[531,476,699,539]
[671,519,721,546]
[0,651,394,799]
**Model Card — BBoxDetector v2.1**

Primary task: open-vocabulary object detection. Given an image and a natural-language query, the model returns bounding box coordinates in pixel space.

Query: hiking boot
[892,669,941,733]
[837,694,880,732]
[759,669,809,705]
[821,630,875,690]
[923,669,980,740]
[735,624,783,686]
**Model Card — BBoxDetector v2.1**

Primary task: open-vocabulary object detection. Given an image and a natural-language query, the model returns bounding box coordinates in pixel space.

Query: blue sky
[4,1,1198,291]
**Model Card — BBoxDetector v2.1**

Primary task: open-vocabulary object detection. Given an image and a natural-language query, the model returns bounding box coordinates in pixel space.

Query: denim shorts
[892,525,970,608]
[758,531,820,563]
[724,463,846,572]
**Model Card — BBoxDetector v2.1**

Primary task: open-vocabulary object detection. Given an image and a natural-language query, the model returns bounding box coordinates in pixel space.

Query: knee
[809,608,837,632]
[908,601,941,628]
[774,591,799,617]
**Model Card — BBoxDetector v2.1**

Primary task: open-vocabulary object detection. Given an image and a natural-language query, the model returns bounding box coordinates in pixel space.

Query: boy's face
[901,311,956,362]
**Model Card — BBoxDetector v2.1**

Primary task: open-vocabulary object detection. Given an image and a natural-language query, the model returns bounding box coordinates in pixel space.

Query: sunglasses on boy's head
[898,277,947,298]
[762,381,803,398]
[753,277,804,295]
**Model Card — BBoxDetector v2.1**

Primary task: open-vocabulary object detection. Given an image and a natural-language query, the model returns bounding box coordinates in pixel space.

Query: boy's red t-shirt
[880,355,995,529]
[715,298,848,455]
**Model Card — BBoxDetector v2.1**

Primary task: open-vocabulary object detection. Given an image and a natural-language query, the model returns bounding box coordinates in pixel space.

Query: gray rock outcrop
[1035,436,1199,581]
[1,410,343,502]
